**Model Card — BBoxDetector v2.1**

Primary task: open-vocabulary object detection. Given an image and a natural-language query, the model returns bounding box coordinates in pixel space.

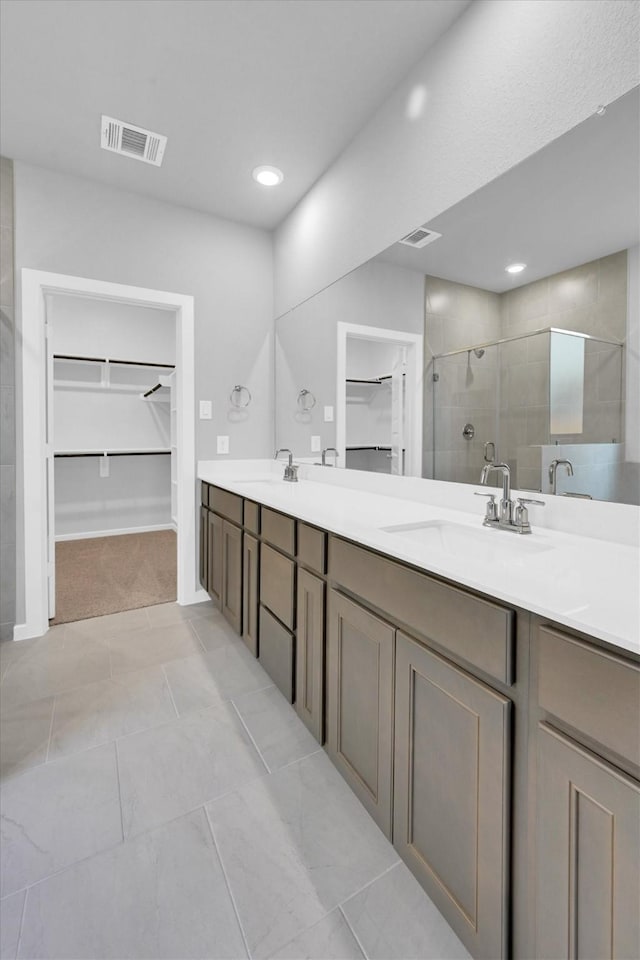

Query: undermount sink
[239,478,289,485]
[380,519,553,565]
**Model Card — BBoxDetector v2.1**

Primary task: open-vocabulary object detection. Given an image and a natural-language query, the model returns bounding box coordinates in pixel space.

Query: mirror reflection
[275,87,639,503]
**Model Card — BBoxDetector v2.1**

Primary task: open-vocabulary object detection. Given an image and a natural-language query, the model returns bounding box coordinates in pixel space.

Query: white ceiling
[377,86,640,291]
[0,0,470,230]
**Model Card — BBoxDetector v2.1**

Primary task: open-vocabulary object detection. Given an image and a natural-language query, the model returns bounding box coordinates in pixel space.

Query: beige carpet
[52,530,177,625]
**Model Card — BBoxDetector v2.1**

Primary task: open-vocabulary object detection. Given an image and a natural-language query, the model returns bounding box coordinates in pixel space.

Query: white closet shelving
[53,354,176,538]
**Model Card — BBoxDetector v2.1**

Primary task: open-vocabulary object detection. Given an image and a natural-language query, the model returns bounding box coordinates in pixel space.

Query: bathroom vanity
[197,462,639,960]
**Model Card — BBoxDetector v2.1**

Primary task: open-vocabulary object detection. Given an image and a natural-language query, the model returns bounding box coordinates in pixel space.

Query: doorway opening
[17,269,204,641]
[47,294,178,624]
[336,322,423,476]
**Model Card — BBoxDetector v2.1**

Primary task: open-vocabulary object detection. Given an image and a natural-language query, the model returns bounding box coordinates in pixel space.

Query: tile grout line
[186,616,209,653]
[338,904,370,960]
[14,884,29,960]
[160,663,181,719]
[203,805,253,960]
[228,699,271,775]
[44,695,57,764]
[113,739,126,844]
[276,746,323,772]
[338,859,401,911]
[0,831,131,901]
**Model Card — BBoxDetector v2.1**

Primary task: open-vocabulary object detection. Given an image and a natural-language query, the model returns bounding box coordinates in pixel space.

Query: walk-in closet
[345,337,407,474]
[48,295,177,623]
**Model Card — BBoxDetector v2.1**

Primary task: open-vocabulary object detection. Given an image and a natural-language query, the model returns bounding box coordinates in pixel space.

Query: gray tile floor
[0,602,469,960]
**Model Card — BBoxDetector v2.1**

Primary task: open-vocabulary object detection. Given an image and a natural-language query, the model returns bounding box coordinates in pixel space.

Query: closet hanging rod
[142,383,164,398]
[53,354,175,369]
[54,450,171,458]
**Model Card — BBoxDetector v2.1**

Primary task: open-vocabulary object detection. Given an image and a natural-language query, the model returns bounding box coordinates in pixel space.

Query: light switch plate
[324,405,334,422]
[217,435,229,454]
[199,400,212,420]
[311,435,321,452]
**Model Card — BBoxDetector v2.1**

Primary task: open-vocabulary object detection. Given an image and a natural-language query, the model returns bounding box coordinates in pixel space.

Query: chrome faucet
[274,448,299,483]
[549,458,574,495]
[321,447,339,467]
[478,462,545,534]
[480,462,513,523]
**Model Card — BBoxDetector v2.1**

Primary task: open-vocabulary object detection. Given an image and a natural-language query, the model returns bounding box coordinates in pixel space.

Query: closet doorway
[18,270,203,641]
[336,322,423,477]
[48,295,178,624]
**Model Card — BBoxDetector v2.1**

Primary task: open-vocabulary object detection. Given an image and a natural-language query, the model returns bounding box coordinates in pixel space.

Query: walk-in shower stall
[432,327,624,499]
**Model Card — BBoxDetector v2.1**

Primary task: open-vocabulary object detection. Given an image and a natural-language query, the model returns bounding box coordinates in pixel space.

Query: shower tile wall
[500,251,626,481]
[425,277,501,484]
[0,157,15,641]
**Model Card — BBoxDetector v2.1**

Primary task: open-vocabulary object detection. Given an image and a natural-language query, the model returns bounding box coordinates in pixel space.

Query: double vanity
[197,460,639,960]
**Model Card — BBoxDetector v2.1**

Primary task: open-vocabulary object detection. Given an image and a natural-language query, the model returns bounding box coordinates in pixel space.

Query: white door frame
[17,268,206,641]
[336,322,423,476]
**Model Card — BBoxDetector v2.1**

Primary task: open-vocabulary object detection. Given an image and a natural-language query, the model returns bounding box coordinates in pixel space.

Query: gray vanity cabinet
[199,504,208,590]
[242,533,259,656]
[220,519,242,634]
[326,589,395,837]
[394,631,511,960]
[296,568,325,742]
[535,724,640,960]
[207,509,223,605]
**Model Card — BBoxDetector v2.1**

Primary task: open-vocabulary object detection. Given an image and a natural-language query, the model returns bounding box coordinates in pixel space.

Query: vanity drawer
[538,625,640,769]
[259,605,295,702]
[260,543,295,630]
[297,522,326,575]
[243,500,260,535]
[328,536,514,685]
[201,481,209,506]
[209,486,243,526]
[262,508,295,557]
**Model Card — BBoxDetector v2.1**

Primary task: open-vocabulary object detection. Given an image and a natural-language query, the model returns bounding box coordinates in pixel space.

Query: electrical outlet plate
[217,435,229,454]
[311,436,321,452]
[324,405,334,422]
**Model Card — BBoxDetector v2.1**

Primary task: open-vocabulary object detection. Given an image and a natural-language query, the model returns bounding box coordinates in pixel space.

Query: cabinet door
[199,505,209,590]
[536,724,640,960]
[326,590,394,837]
[259,605,295,702]
[207,511,223,606]
[296,569,325,742]
[242,533,259,656]
[394,631,511,960]
[221,519,242,634]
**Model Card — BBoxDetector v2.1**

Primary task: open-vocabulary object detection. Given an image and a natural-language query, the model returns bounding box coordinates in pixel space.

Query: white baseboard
[178,588,210,606]
[55,524,175,542]
[13,623,32,642]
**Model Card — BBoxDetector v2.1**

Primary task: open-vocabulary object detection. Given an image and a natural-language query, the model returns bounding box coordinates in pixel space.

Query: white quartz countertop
[198,461,640,658]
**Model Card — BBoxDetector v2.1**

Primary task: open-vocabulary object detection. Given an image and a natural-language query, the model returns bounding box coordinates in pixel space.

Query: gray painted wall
[0,158,15,640]
[275,259,424,457]
[12,161,274,625]
[274,1,640,315]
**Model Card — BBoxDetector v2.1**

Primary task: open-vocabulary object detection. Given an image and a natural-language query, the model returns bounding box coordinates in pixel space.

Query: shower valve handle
[483,441,496,463]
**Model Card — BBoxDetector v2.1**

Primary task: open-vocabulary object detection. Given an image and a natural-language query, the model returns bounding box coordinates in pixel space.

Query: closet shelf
[53,354,174,369]
[345,376,393,385]
[345,445,406,452]
[54,449,171,458]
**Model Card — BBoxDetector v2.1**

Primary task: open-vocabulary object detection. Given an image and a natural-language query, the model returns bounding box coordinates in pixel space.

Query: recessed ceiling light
[252,165,284,187]
[505,262,526,274]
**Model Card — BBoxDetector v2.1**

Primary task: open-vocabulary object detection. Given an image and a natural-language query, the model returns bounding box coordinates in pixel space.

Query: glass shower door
[432,344,500,485]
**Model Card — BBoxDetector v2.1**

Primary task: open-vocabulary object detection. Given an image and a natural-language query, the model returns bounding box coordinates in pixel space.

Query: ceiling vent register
[100,116,167,166]
[398,225,442,249]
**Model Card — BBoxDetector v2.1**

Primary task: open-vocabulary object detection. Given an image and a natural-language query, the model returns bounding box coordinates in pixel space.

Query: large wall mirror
[275,87,639,503]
